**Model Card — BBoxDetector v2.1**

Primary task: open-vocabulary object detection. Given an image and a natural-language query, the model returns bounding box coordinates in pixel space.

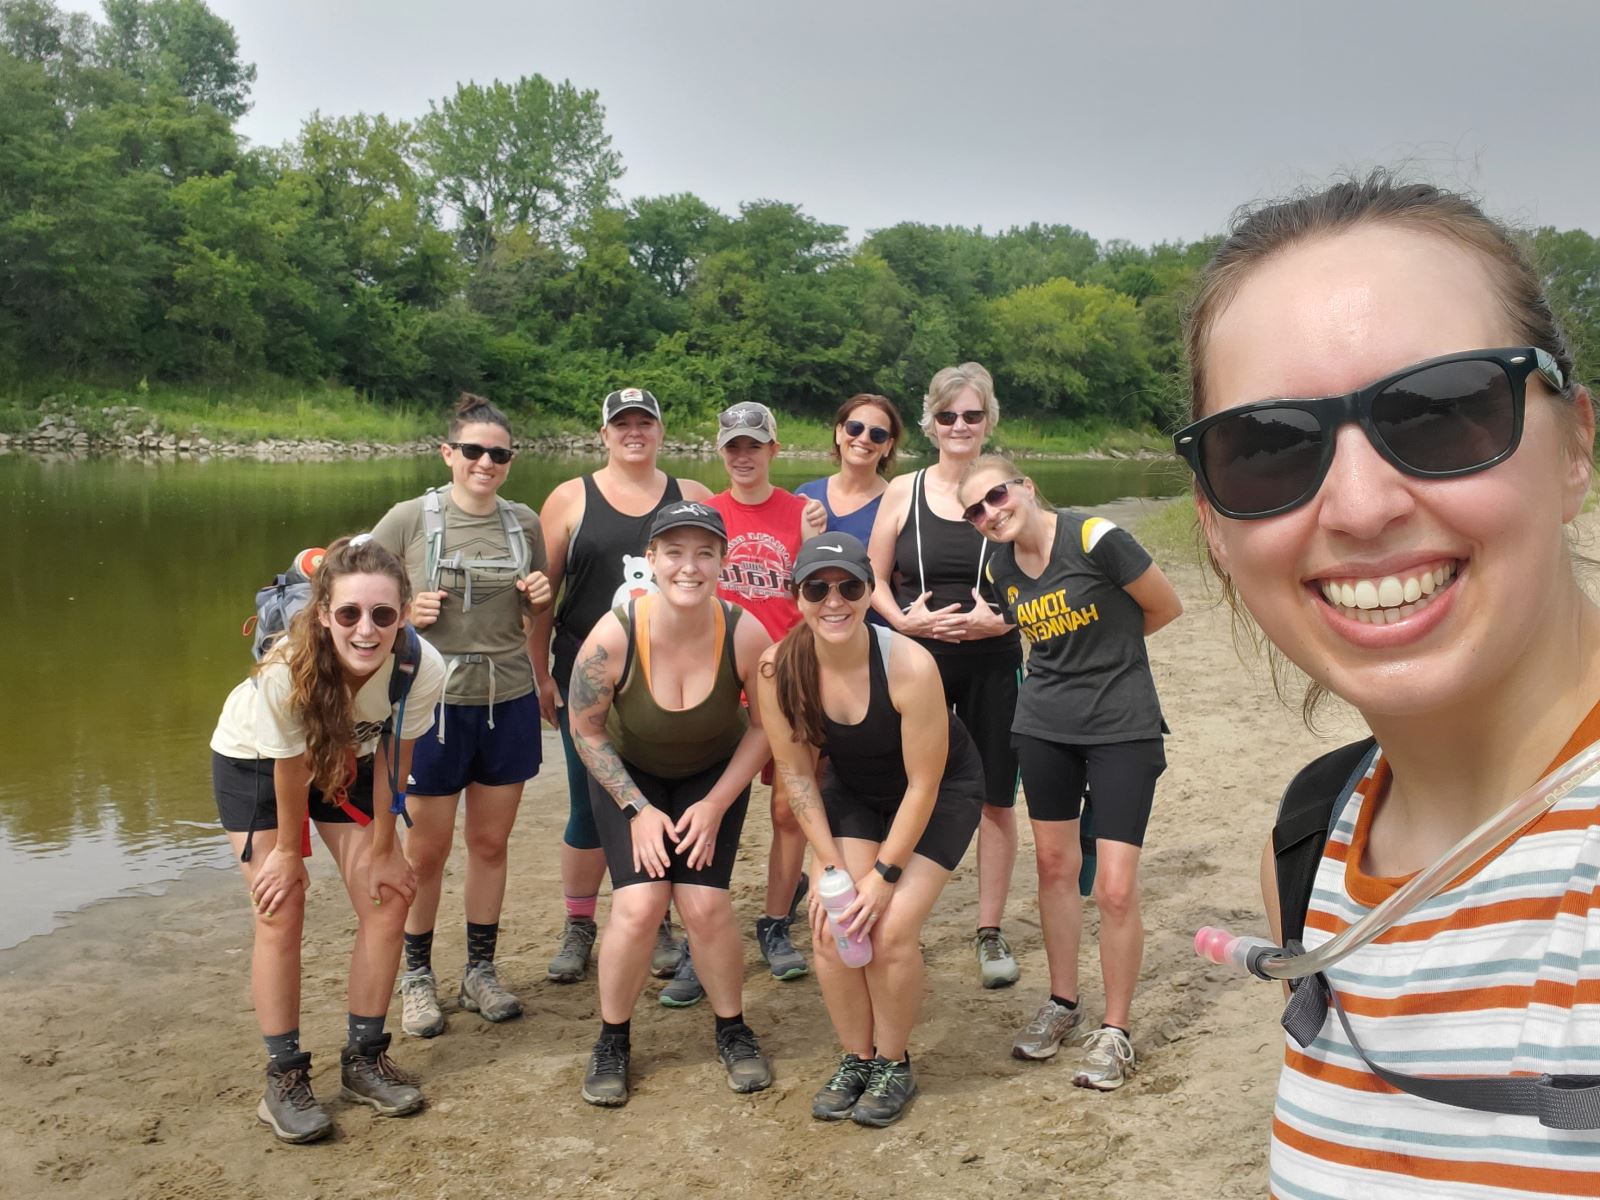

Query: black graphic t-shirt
[984,509,1163,744]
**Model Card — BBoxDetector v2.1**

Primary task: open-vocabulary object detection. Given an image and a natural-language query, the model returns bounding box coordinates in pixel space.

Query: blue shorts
[407,691,542,797]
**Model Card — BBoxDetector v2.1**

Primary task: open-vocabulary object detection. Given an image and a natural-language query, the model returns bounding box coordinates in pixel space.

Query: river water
[0,451,1185,948]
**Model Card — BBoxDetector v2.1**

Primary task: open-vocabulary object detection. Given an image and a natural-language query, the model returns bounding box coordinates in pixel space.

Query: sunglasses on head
[798,577,869,604]
[1173,347,1566,521]
[719,407,771,431]
[331,603,401,629]
[962,478,1025,524]
[843,418,891,445]
[934,408,987,427]
[447,441,515,465]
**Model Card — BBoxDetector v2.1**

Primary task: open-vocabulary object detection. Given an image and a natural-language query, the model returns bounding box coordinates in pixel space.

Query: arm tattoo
[568,644,613,736]
[775,758,822,825]
[569,643,647,810]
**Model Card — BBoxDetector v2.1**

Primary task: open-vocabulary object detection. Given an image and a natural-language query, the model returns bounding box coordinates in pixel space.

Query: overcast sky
[76,0,1600,246]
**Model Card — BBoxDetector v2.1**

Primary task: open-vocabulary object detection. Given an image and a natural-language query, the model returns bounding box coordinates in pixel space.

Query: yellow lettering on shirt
[1014,588,1100,644]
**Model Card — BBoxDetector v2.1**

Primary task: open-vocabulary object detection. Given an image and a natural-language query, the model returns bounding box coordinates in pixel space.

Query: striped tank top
[1271,704,1600,1198]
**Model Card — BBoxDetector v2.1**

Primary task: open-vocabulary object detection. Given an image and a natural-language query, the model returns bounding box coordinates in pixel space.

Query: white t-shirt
[209,638,445,760]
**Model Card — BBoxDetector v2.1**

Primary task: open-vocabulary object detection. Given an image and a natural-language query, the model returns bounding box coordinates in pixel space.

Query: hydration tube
[1196,738,1600,982]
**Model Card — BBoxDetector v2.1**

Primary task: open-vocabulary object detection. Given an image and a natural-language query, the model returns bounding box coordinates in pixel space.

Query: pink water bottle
[818,866,873,967]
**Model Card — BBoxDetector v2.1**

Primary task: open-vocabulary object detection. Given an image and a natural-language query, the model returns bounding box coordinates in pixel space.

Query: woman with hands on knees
[758,534,984,1127]
[208,535,446,1143]
[565,500,775,1108]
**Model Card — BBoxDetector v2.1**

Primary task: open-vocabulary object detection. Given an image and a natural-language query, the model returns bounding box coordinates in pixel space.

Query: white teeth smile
[1318,561,1458,624]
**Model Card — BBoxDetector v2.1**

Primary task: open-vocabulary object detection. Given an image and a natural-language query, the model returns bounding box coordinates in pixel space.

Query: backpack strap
[422,487,446,593]
[495,497,531,580]
[1272,737,1378,947]
[381,624,422,828]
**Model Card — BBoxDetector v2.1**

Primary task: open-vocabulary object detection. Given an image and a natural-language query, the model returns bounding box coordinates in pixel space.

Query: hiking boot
[398,967,446,1038]
[659,946,704,1008]
[581,1034,630,1107]
[339,1034,424,1116]
[973,927,1020,989]
[458,960,523,1022]
[715,1022,773,1094]
[1011,997,1085,1060]
[755,915,809,981]
[547,916,598,984]
[811,1052,874,1121]
[650,915,683,979]
[257,1053,333,1144]
[1073,1026,1136,1091]
[851,1055,916,1127]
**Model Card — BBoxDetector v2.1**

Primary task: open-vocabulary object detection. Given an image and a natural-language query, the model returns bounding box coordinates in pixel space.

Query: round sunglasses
[798,577,869,604]
[843,418,891,445]
[1172,347,1566,520]
[962,478,1025,524]
[331,603,401,629]
[934,408,987,427]
[447,441,515,465]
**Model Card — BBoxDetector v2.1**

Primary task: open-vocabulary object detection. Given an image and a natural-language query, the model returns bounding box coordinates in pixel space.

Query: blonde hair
[921,362,1000,438]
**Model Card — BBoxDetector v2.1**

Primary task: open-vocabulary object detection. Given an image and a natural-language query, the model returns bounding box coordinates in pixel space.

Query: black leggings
[927,644,1021,809]
[1014,734,1166,847]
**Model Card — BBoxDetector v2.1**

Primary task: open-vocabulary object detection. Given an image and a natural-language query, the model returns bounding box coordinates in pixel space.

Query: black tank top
[552,474,684,685]
[822,626,979,812]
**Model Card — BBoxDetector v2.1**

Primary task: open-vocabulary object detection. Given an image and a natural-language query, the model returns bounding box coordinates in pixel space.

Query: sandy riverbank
[2,495,1377,1200]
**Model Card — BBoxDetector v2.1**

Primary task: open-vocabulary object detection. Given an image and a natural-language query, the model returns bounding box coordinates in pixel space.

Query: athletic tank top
[605,596,748,779]
[552,473,684,685]
[822,626,980,811]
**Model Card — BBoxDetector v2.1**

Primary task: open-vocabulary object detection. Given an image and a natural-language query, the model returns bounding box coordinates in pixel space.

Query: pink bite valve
[1194,926,1236,964]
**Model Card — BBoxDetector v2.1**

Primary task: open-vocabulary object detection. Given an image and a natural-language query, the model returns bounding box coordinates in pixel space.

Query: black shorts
[211,753,375,832]
[1013,734,1165,847]
[928,644,1022,810]
[819,749,984,871]
[589,758,751,890]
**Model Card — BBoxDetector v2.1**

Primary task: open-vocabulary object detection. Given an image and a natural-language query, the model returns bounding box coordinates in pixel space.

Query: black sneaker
[581,1034,631,1107]
[659,945,705,1008]
[257,1052,333,1144]
[755,915,809,980]
[810,1052,874,1121]
[339,1033,424,1116]
[851,1055,915,1127]
[715,1022,773,1094]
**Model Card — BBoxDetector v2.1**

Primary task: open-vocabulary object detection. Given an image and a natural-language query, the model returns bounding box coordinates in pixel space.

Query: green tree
[626,192,723,299]
[1535,227,1600,387]
[94,0,254,117]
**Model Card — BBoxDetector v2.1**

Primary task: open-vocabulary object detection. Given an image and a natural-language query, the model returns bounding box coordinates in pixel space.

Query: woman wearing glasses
[209,535,446,1142]
[867,363,1026,988]
[957,457,1181,1090]
[757,535,983,1126]
[795,393,904,548]
[1177,175,1599,1193]
[371,393,552,1039]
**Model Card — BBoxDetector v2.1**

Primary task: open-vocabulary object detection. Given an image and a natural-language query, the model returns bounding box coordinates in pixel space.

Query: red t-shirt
[707,488,806,642]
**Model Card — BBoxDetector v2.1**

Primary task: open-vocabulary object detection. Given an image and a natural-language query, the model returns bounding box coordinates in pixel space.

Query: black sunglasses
[798,577,869,604]
[448,441,515,465]
[962,478,1025,524]
[843,419,891,445]
[1173,347,1566,521]
[331,603,401,629]
[934,408,987,427]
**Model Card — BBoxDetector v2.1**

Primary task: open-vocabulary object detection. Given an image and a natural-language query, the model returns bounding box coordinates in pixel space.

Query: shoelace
[976,932,1011,962]
[866,1059,910,1097]
[719,1026,762,1063]
[276,1066,319,1111]
[1081,1028,1134,1067]
[560,923,597,954]
[1025,1002,1070,1035]
[591,1038,628,1075]
[763,919,794,955]
[825,1057,871,1092]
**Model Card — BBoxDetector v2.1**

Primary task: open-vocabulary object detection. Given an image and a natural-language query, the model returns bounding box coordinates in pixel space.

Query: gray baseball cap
[715,402,777,448]
[602,387,662,422]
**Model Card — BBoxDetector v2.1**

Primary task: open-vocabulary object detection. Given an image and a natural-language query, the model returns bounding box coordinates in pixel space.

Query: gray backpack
[421,487,530,610]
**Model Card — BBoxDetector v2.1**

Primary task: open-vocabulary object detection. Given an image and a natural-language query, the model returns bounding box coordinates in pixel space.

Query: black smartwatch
[623,798,650,822]
[874,860,902,884]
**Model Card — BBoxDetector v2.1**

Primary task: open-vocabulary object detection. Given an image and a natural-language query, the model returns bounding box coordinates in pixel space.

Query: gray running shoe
[339,1034,424,1116]
[650,915,683,979]
[398,967,446,1038]
[973,927,1021,989]
[755,915,809,981]
[1073,1026,1136,1091]
[458,960,523,1022]
[548,915,598,984]
[715,1022,773,1094]
[852,1055,916,1127]
[581,1034,630,1107]
[810,1053,874,1121]
[257,1052,333,1144]
[659,945,704,1008]
[1011,997,1084,1060]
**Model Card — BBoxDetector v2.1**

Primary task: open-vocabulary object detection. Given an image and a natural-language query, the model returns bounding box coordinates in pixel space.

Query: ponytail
[761,621,827,747]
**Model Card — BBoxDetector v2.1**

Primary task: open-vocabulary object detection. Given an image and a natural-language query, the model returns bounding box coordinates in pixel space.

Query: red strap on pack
[300,750,370,857]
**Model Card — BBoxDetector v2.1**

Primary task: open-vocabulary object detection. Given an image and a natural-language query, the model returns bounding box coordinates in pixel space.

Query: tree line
[2,0,1596,432]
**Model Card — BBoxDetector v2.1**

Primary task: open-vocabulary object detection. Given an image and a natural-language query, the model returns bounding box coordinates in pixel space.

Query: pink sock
[565,894,598,920]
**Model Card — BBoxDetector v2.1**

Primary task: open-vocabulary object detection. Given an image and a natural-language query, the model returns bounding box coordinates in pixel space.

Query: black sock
[466,921,499,966]
[404,929,434,973]
[264,1029,301,1065]
[600,1019,631,1041]
[1050,994,1078,1010]
[976,925,1000,936]
[347,1012,386,1050]
[1103,1023,1130,1039]
[715,1012,745,1034]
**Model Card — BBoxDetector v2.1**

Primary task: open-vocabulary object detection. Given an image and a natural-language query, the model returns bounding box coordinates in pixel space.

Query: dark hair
[448,391,513,440]
[830,393,903,474]
[760,622,827,747]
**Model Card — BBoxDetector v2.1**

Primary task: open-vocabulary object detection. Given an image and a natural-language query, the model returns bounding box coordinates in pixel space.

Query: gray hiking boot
[852,1055,916,1127]
[715,1022,773,1094]
[458,960,523,1022]
[548,916,598,984]
[650,915,683,979]
[1073,1026,1136,1091]
[398,967,446,1038]
[659,945,704,1008]
[257,1053,333,1144]
[1011,997,1085,1060]
[973,927,1020,989]
[755,915,808,981]
[581,1034,631,1107]
[811,1052,874,1121]
[339,1034,424,1116]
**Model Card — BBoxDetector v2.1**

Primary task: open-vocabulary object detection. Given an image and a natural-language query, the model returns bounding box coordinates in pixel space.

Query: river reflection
[0,450,1184,947]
